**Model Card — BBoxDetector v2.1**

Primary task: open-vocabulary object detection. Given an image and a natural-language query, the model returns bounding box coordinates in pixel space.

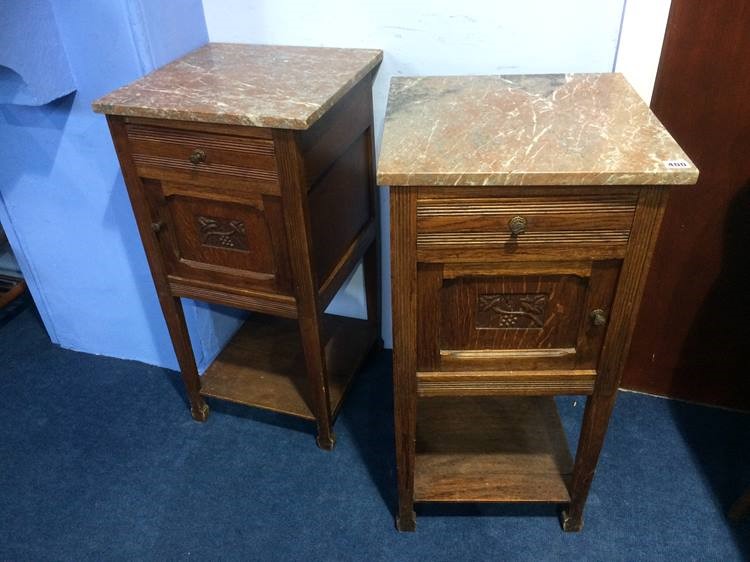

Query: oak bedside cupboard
[93,43,383,450]
[377,74,698,530]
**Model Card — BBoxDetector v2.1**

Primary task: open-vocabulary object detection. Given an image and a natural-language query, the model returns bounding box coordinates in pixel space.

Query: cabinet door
[417,261,620,372]
[142,179,292,295]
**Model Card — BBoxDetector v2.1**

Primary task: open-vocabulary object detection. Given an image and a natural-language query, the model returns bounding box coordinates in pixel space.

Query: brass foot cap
[396,512,416,532]
[190,402,210,422]
[559,509,584,532]
[316,434,336,451]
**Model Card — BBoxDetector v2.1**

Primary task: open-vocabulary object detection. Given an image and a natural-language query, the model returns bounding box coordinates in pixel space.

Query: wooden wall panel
[622,0,750,410]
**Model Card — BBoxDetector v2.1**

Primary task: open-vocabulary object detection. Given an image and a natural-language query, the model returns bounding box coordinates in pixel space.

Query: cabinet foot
[396,511,416,532]
[559,508,583,532]
[316,433,336,451]
[190,401,210,422]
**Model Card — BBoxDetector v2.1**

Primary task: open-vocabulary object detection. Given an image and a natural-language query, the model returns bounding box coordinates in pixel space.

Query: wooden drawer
[126,123,280,193]
[416,191,638,261]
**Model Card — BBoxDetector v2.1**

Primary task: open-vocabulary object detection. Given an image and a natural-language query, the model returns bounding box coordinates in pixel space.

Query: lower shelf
[415,395,573,503]
[0,274,26,309]
[199,313,377,421]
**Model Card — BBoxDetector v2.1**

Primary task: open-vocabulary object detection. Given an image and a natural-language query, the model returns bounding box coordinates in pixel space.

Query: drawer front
[142,180,292,295]
[417,261,620,373]
[416,193,637,261]
[126,124,280,193]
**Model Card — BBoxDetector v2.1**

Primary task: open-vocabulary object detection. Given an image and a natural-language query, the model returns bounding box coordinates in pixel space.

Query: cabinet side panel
[308,134,372,286]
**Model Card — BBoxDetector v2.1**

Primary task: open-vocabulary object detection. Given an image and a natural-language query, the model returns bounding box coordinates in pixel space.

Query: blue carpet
[1,293,749,561]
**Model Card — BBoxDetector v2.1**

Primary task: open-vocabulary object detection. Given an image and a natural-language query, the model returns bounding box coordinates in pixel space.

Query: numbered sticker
[664,159,691,169]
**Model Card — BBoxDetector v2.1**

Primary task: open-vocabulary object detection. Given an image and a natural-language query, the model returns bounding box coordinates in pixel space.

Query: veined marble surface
[377,74,698,186]
[92,43,382,129]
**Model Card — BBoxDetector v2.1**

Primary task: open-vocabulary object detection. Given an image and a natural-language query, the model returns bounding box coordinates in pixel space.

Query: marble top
[92,43,382,129]
[377,74,698,187]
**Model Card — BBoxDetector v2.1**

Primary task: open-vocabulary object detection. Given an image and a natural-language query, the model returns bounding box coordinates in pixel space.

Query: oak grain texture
[200,313,375,420]
[390,185,418,531]
[126,122,280,192]
[168,280,298,318]
[416,369,596,397]
[415,396,573,502]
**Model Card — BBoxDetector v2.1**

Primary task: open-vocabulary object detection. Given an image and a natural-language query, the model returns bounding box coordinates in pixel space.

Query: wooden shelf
[414,396,573,503]
[0,275,26,309]
[200,313,376,420]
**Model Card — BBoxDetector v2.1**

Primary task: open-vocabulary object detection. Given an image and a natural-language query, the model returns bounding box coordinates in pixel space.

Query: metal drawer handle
[189,148,207,164]
[151,221,164,234]
[590,308,607,327]
[508,215,527,236]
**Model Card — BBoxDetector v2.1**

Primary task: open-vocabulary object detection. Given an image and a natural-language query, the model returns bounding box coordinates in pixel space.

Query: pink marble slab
[92,43,382,129]
[377,73,698,187]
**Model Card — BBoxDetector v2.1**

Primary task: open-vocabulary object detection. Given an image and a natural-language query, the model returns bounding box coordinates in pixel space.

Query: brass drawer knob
[508,216,527,236]
[189,148,207,164]
[590,308,607,327]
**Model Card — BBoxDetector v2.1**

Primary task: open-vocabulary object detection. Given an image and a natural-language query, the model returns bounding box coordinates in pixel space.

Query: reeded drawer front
[416,192,637,261]
[126,123,279,192]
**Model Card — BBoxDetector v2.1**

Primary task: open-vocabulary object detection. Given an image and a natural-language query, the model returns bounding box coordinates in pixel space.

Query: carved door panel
[142,179,291,294]
[417,261,621,372]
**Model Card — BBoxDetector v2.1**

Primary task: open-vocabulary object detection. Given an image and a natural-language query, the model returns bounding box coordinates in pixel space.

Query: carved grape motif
[197,216,248,250]
[477,293,548,329]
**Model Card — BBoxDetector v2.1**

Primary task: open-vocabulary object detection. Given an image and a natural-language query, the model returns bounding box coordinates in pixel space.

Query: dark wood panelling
[308,134,372,285]
[317,220,376,311]
[298,75,373,187]
[142,179,289,295]
[622,0,750,410]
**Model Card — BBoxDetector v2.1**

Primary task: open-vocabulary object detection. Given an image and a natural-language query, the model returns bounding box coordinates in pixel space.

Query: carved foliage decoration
[477,293,548,329]
[197,215,248,250]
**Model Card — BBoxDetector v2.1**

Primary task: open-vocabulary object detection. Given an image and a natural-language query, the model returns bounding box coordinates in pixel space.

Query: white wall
[203,0,629,347]
[615,0,672,104]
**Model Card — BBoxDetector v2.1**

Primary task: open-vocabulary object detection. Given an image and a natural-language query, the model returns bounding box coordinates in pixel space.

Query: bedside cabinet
[94,43,383,449]
[377,74,698,530]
